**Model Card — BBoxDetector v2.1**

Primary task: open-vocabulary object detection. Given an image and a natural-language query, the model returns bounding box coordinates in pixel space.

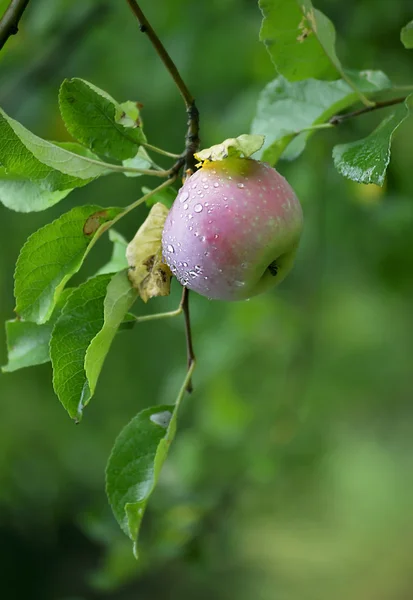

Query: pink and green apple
[162,157,303,301]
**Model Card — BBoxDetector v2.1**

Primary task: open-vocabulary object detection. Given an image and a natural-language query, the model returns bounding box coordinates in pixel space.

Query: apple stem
[0,0,31,51]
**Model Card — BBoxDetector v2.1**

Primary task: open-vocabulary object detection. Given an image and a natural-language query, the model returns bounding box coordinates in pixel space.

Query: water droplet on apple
[194,203,203,213]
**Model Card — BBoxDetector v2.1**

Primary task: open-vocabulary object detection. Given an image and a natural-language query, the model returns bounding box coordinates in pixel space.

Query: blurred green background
[1,0,413,598]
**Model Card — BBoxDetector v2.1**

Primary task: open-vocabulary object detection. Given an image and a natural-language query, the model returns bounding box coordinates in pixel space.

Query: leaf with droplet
[194,134,264,164]
[401,20,413,49]
[14,204,122,324]
[252,71,392,164]
[332,95,413,185]
[126,203,172,302]
[59,78,146,160]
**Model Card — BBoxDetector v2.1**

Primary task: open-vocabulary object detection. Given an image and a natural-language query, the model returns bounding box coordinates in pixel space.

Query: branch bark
[0,0,31,51]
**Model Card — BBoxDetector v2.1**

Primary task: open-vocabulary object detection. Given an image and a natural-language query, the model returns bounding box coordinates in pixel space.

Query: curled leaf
[194,134,265,165]
[126,203,172,302]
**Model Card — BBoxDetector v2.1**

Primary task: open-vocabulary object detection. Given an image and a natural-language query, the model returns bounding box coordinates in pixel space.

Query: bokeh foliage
[1,0,413,598]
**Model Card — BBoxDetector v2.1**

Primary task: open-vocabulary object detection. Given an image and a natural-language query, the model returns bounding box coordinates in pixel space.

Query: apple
[162,157,303,301]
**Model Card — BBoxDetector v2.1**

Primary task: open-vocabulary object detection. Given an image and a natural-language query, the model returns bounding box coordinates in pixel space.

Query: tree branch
[0,0,31,51]
[126,0,199,391]
[329,96,407,125]
[126,1,200,177]
[180,286,195,393]
[126,0,193,108]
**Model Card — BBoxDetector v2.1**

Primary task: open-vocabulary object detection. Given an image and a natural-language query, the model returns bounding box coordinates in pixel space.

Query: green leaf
[258,0,371,103]
[332,95,413,185]
[0,107,112,189]
[59,79,146,160]
[252,71,392,164]
[106,358,194,556]
[51,272,137,420]
[50,274,111,420]
[106,404,176,557]
[2,289,72,372]
[401,20,413,49]
[0,171,72,212]
[259,0,339,80]
[122,147,153,178]
[96,230,129,275]
[142,185,177,209]
[0,143,104,212]
[84,271,138,397]
[14,205,122,324]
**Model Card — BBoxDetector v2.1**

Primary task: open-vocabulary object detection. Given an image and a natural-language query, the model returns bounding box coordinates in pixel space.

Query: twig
[180,286,195,393]
[127,1,200,390]
[329,96,407,125]
[126,0,193,108]
[0,0,30,51]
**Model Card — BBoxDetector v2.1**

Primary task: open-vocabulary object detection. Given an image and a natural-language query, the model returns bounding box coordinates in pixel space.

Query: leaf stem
[175,358,196,410]
[143,142,181,159]
[329,96,407,125]
[112,176,177,226]
[129,306,182,323]
[83,154,173,177]
[0,0,30,51]
[126,0,193,108]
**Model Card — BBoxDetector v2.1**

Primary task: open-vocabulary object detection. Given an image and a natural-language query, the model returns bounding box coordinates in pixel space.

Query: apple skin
[162,157,303,301]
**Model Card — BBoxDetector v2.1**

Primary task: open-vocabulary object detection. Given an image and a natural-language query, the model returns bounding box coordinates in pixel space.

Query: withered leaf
[126,203,172,302]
